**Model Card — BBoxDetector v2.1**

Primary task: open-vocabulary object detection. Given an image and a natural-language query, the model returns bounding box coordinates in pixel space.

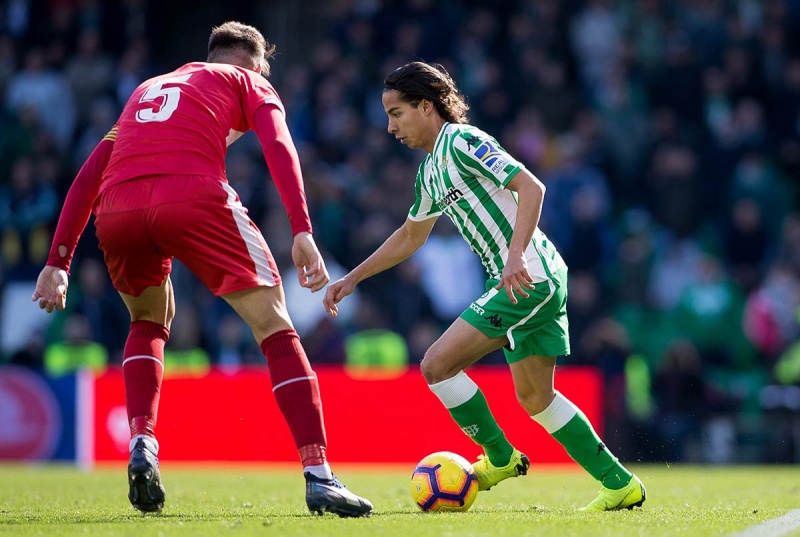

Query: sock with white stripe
[260,329,327,462]
[532,391,632,489]
[123,320,169,439]
[429,371,514,467]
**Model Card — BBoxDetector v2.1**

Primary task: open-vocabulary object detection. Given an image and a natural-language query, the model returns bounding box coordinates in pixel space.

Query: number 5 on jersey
[136,74,193,123]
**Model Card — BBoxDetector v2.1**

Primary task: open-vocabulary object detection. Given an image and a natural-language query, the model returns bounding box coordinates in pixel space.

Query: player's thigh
[151,178,281,297]
[222,284,293,343]
[421,318,507,383]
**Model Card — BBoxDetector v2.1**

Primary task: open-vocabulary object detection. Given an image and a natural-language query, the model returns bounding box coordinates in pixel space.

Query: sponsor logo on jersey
[473,139,509,173]
[490,157,509,174]
[436,187,463,211]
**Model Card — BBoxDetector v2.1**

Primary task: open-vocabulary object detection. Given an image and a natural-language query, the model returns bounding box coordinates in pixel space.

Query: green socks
[429,376,632,487]
[429,371,514,466]
[533,391,632,489]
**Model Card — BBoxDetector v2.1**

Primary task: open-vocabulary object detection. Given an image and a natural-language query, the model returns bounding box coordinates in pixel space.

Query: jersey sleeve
[408,163,442,221]
[47,126,116,272]
[450,130,524,189]
[239,71,285,129]
[251,104,312,235]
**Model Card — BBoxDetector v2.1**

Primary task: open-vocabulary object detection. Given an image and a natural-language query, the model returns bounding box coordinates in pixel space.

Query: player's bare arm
[496,170,545,304]
[323,216,436,317]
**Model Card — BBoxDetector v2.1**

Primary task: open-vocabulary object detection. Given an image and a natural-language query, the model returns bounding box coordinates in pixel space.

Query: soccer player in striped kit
[324,61,646,511]
[32,21,372,517]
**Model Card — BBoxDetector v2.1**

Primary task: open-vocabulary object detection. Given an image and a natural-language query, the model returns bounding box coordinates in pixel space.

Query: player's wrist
[292,230,316,244]
[45,256,71,273]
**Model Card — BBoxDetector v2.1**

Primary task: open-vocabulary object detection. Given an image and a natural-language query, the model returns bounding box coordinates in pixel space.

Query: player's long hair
[384,61,469,124]
[208,21,277,76]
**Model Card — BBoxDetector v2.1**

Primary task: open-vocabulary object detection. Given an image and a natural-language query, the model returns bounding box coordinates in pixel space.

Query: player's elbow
[521,171,545,200]
[262,138,290,157]
[536,176,546,196]
[399,222,428,251]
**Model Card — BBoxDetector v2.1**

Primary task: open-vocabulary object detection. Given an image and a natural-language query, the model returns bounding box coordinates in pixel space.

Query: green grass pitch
[2,463,799,536]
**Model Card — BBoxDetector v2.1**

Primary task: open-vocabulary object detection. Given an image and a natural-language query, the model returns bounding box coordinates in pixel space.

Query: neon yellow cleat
[581,474,646,511]
[472,448,530,491]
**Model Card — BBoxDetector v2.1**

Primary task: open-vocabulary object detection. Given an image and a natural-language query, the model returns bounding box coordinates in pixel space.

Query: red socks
[123,325,325,465]
[122,320,169,438]
[260,329,327,465]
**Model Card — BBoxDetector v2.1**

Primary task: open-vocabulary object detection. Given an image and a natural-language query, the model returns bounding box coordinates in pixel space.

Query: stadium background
[1,0,800,466]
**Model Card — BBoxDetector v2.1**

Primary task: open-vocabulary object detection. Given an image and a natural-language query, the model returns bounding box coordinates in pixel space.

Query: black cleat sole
[518,454,530,475]
[127,439,165,514]
[307,500,372,518]
[128,469,165,513]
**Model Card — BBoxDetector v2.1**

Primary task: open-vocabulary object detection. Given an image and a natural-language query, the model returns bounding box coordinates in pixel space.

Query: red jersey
[102,62,284,190]
[48,61,312,273]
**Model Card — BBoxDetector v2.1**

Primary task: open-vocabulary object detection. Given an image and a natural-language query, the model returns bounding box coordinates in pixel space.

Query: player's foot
[581,474,646,512]
[472,448,530,491]
[127,437,165,513]
[304,472,373,518]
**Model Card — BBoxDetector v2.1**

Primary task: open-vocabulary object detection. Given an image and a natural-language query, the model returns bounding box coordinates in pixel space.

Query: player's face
[383,90,433,152]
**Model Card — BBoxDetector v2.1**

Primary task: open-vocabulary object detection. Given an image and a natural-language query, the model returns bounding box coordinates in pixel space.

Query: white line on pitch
[727,509,800,537]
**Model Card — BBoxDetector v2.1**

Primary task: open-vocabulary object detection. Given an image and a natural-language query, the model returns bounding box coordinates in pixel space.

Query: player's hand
[323,277,356,318]
[495,253,535,305]
[32,265,69,313]
[291,232,330,292]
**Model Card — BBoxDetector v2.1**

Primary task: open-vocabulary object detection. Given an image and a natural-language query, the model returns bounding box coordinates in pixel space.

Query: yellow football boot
[472,448,530,491]
[581,474,646,511]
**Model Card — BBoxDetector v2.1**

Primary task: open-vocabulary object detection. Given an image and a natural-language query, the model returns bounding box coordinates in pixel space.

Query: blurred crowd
[2,0,800,463]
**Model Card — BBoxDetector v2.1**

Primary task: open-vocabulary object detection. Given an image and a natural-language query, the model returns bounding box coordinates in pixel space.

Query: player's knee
[128,308,173,327]
[248,318,293,344]
[247,321,268,343]
[166,300,176,326]
[420,351,457,384]
[420,355,436,383]
[516,387,554,416]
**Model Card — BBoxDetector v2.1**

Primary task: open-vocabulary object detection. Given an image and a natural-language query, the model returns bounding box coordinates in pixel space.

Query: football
[410,451,479,512]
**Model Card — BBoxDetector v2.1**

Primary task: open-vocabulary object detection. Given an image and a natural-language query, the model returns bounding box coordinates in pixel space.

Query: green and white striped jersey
[408,123,566,282]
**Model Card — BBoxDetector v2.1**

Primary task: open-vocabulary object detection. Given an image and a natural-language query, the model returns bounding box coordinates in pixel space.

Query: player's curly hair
[384,61,469,124]
[208,21,276,76]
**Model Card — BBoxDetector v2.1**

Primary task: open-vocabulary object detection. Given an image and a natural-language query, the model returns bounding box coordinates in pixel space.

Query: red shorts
[94,175,281,296]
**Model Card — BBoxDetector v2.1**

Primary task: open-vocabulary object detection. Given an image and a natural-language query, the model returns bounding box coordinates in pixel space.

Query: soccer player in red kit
[31,21,372,517]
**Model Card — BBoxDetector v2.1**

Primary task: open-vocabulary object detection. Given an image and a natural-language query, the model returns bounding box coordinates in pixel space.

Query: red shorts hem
[213,277,282,297]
